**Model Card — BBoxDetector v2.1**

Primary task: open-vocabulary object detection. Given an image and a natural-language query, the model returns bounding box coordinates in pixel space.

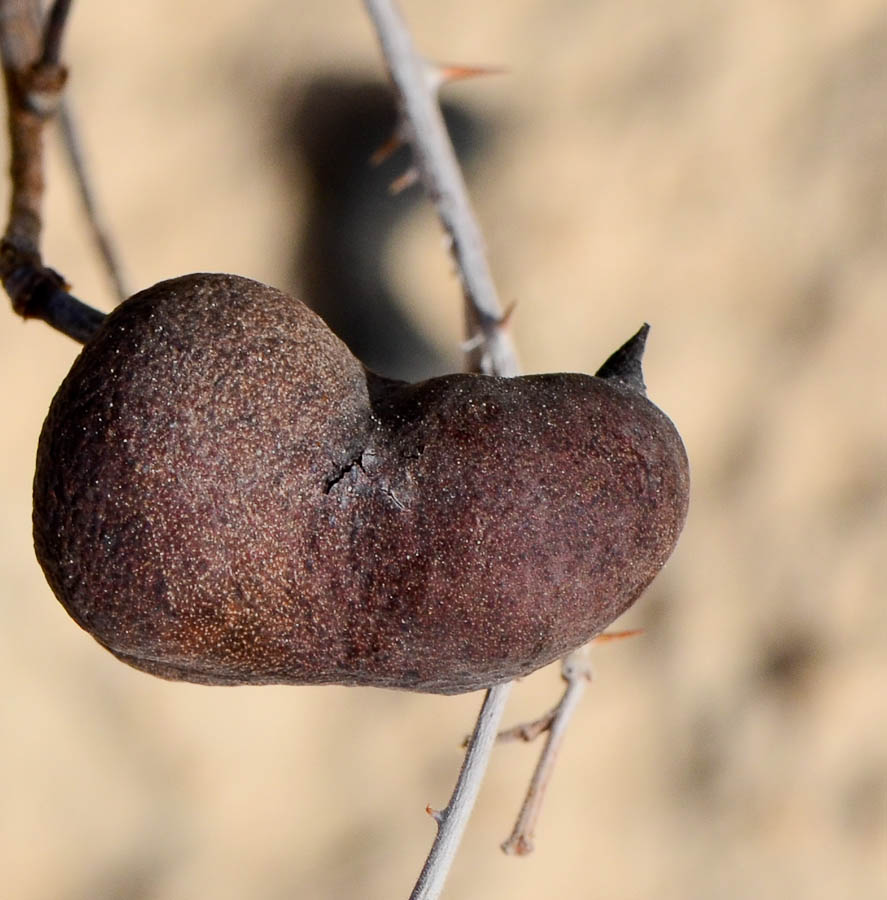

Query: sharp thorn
[389,167,420,195]
[426,804,445,825]
[424,59,507,92]
[592,629,645,644]
[370,132,403,167]
[498,299,518,328]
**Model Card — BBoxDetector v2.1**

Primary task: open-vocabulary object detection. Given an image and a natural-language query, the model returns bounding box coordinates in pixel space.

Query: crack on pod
[323,449,367,494]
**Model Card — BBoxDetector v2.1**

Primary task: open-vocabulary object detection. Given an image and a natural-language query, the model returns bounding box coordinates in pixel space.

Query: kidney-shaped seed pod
[33,273,689,694]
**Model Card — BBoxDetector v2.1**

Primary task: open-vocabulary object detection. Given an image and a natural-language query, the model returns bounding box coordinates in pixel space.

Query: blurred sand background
[1,1,885,898]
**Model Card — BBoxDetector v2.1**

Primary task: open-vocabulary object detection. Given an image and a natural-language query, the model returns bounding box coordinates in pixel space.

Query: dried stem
[0,0,105,342]
[501,648,593,855]
[409,682,512,900]
[58,98,128,302]
[364,0,519,376]
[495,707,557,744]
[496,633,641,850]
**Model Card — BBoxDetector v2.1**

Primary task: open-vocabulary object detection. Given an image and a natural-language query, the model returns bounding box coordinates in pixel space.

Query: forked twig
[496,631,641,849]
[495,708,557,744]
[0,0,105,342]
[501,648,592,855]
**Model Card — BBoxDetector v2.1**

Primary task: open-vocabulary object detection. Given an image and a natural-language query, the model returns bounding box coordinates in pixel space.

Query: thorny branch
[0,0,105,342]
[364,1,602,897]
[363,3,523,899]
[364,0,519,377]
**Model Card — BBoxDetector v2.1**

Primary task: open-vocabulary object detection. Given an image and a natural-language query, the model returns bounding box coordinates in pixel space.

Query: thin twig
[495,632,642,849]
[501,647,593,855]
[58,98,128,302]
[364,0,519,376]
[495,708,557,744]
[364,0,599,886]
[0,0,106,342]
[409,682,512,900]
[37,0,72,68]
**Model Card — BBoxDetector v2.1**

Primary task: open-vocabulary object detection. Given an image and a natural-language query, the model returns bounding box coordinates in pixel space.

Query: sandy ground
[1,2,885,898]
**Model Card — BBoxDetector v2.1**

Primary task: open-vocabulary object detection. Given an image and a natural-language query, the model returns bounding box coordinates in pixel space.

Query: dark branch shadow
[276,76,492,382]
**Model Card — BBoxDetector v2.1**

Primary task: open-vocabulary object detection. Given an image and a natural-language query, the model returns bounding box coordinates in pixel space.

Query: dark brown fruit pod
[33,273,688,694]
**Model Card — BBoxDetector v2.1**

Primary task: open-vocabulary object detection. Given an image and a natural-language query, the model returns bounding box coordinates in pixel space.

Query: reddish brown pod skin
[33,273,689,694]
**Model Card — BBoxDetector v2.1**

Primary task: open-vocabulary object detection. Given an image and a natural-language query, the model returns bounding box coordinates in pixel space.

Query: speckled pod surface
[33,274,688,694]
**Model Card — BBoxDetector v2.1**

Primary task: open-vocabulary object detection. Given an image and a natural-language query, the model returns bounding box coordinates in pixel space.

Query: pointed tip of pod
[595,323,650,396]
